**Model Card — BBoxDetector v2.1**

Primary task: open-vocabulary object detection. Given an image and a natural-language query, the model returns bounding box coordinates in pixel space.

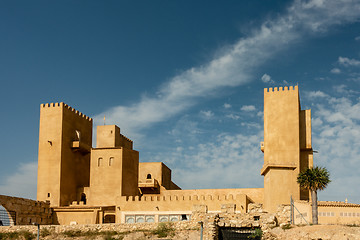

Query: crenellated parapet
[264,85,298,93]
[116,191,254,213]
[120,133,133,143]
[40,102,92,121]
[122,193,242,202]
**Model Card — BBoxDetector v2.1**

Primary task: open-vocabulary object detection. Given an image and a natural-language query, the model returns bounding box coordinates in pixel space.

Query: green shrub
[20,230,35,240]
[281,224,292,230]
[152,223,174,238]
[40,227,51,237]
[248,228,262,239]
[63,229,82,237]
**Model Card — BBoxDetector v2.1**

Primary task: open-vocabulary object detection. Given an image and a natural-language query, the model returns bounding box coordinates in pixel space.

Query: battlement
[120,133,133,143]
[40,102,92,121]
[264,85,298,93]
[121,193,244,203]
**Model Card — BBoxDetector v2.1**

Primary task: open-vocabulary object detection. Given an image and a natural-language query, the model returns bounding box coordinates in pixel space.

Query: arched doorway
[0,205,16,226]
[80,193,87,205]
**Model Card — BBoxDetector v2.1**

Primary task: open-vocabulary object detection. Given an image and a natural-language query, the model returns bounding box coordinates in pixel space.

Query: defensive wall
[0,195,52,225]
[294,201,360,225]
[116,188,263,224]
[0,204,290,240]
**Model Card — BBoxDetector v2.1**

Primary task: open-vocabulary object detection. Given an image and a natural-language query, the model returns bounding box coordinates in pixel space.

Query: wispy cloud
[241,105,256,112]
[169,132,264,189]
[226,113,240,120]
[223,103,232,109]
[310,92,360,202]
[338,56,360,67]
[94,0,360,139]
[0,162,37,200]
[330,68,341,74]
[200,110,214,119]
[261,73,274,84]
[306,90,329,99]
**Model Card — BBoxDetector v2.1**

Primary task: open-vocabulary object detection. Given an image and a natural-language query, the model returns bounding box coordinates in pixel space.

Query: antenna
[103,115,106,125]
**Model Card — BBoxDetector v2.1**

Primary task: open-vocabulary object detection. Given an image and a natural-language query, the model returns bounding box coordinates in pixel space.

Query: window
[47,193,50,198]
[125,216,135,223]
[145,216,155,222]
[159,214,190,222]
[147,174,152,179]
[75,130,81,141]
[98,158,103,167]
[135,216,145,223]
[81,193,87,205]
[109,157,114,166]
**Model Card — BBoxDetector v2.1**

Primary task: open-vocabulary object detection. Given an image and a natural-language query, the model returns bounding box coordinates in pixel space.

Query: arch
[0,205,15,226]
[146,174,152,179]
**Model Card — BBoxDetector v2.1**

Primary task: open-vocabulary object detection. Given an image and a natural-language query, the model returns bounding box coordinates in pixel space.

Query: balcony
[260,142,264,152]
[71,141,91,153]
[138,178,159,191]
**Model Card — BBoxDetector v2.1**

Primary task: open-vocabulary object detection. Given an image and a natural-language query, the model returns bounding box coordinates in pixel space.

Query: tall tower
[37,103,92,207]
[261,86,313,212]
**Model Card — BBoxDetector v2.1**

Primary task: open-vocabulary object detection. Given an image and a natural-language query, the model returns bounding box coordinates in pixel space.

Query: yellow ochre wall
[37,103,92,207]
[262,86,312,212]
[117,188,263,213]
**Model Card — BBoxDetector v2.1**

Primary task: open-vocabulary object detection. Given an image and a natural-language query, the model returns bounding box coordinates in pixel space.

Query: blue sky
[1,0,360,204]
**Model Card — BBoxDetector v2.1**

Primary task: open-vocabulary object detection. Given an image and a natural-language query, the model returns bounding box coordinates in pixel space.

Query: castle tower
[88,125,139,206]
[261,86,313,212]
[37,103,92,207]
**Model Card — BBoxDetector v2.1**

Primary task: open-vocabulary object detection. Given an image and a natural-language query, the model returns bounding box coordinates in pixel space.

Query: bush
[19,230,35,240]
[248,228,262,239]
[63,230,82,237]
[152,223,174,238]
[40,227,51,237]
[281,224,292,230]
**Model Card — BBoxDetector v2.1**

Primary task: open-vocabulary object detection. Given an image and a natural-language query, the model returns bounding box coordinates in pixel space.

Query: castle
[35,85,315,225]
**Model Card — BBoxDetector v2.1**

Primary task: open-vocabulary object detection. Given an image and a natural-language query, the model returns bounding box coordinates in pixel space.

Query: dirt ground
[267,224,360,240]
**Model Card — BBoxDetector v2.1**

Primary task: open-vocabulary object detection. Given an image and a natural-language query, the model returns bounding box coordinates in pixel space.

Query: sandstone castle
[34,86,313,224]
[2,86,359,227]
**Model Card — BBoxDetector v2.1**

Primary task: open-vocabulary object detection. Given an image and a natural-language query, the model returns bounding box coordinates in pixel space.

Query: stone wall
[0,195,52,225]
[0,203,291,240]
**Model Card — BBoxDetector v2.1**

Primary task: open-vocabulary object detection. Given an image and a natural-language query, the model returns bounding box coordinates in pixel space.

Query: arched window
[80,193,87,205]
[146,174,152,179]
[98,158,102,167]
[109,157,114,166]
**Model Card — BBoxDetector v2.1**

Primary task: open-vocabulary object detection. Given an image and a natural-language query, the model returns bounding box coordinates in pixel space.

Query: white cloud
[241,105,256,111]
[355,36,360,41]
[338,56,360,67]
[223,103,232,109]
[169,132,264,189]
[226,114,240,120]
[94,0,360,139]
[306,90,329,99]
[311,93,360,203]
[261,73,274,83]
[0,162,37,200]
[330,68,341,74]
[200,110,214,118]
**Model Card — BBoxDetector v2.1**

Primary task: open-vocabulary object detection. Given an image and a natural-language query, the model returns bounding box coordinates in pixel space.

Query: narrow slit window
[109,157,114,166]
[98,158,103,167]
[47,193,50,198]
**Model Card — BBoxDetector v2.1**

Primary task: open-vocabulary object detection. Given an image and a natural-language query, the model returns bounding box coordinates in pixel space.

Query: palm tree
[297,166,331,225]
